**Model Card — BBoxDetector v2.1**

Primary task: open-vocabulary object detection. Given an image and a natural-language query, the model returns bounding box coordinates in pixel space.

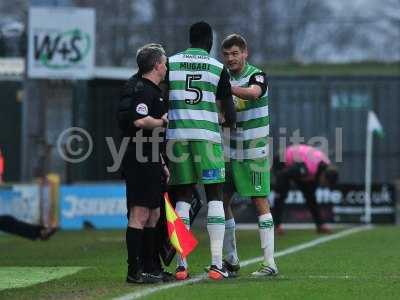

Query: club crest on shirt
[255,75,264,83]
[136,103,148,115]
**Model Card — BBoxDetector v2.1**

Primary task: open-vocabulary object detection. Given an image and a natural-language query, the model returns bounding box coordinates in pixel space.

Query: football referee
[118,44,169,284]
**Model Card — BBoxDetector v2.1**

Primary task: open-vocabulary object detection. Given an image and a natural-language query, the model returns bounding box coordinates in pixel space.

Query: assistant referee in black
[118,44,169,284]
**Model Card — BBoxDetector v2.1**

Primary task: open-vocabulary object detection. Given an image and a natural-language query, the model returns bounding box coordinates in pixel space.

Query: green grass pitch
[1,226,399,299]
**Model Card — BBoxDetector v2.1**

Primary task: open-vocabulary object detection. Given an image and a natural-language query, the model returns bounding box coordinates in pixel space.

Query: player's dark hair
[189,21,213,53]
[221,34,247,51]
[136,43,165,74]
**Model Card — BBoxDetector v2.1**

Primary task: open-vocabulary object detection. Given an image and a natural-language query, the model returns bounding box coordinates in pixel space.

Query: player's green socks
[175,201,191,268]
[258,213,277,268]
[223,218,239,264]
[207,200,225,268]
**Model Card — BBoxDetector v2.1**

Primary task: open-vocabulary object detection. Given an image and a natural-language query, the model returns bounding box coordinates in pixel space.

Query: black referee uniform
[119,71,167,283]
[120,73,167,210]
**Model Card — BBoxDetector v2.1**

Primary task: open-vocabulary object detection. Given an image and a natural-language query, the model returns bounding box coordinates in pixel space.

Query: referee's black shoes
[126,271,163,284]
[157,269,175,282]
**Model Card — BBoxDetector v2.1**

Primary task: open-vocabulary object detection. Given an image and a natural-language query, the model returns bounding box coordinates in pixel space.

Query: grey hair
[136,43,166,74]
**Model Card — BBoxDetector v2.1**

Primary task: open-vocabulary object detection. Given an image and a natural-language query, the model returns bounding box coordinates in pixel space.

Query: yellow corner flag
[164,193,198,258]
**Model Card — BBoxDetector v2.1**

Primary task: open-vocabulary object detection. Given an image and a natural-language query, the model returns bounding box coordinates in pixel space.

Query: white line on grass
[236,223,358,230]
[267,274,400,280]
[114,225,373,300]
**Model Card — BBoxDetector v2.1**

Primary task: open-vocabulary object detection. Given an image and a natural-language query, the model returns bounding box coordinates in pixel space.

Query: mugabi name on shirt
[166,48,228,144]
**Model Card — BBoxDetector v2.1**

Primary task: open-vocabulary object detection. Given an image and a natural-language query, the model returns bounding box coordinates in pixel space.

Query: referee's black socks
[143,227,157,273]
[126,227,143,274]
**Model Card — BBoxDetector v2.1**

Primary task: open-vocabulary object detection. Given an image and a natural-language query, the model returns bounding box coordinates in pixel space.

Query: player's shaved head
[189,21,213,53]
[221,34,247,51]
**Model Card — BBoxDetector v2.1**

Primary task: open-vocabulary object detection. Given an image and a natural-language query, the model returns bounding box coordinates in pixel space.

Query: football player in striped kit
[220,34,278,277]
[165,22,236,281]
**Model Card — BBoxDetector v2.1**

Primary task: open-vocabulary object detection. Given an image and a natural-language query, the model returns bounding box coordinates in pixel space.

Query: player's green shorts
[225,158,270,197]
[168,140,225,185]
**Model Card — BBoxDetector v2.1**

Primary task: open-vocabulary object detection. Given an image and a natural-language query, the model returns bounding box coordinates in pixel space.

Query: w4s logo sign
[34,29,91,69]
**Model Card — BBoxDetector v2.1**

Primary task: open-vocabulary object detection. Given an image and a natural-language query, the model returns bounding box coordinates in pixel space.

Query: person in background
[0,215,57,240]
[0,147,57,240]
[272,144,338,235]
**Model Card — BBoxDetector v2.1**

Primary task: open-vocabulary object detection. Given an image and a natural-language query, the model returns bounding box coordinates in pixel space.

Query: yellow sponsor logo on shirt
[233,96,247,111]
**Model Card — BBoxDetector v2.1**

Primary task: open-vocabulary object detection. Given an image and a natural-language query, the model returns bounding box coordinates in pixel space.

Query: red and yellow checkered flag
[164,192,198,258]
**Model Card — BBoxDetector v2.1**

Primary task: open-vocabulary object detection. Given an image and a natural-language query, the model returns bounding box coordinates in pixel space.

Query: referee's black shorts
[123,156,163,210]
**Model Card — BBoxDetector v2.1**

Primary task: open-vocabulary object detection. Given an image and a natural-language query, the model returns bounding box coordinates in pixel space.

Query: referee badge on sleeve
[255,75,264,83]
[136,103,148,115]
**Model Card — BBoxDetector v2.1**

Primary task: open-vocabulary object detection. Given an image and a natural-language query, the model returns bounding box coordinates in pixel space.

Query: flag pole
[364,112,373,224]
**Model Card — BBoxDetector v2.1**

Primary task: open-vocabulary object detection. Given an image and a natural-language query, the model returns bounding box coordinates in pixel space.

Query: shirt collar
[185,48,209,55]
[230,62,249,80]
[140,76,161,92]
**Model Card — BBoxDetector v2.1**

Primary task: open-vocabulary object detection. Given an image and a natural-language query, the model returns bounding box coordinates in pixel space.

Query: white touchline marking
[114,225,373,300]
[235,223,355,230]
[268,274,400,280]
[240,225,374,267]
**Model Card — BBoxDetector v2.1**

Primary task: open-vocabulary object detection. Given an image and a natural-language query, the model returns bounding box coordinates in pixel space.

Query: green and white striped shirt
[226,63,269,160]
[166,48,224,143]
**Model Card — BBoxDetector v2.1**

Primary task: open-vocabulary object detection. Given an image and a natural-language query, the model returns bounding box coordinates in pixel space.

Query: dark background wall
[270,76,400,184]
[2,76,399,184]
[0,81,22,182]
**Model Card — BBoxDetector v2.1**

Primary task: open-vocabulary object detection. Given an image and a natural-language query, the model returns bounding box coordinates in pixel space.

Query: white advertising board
[28,7,95,79]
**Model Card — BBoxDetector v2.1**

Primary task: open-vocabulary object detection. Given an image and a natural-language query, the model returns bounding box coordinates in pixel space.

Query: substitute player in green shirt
[220,34,278,277]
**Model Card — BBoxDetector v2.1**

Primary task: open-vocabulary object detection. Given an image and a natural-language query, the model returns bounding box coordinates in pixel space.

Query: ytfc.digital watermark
[56,126,343,173]
[57,127,93,163]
